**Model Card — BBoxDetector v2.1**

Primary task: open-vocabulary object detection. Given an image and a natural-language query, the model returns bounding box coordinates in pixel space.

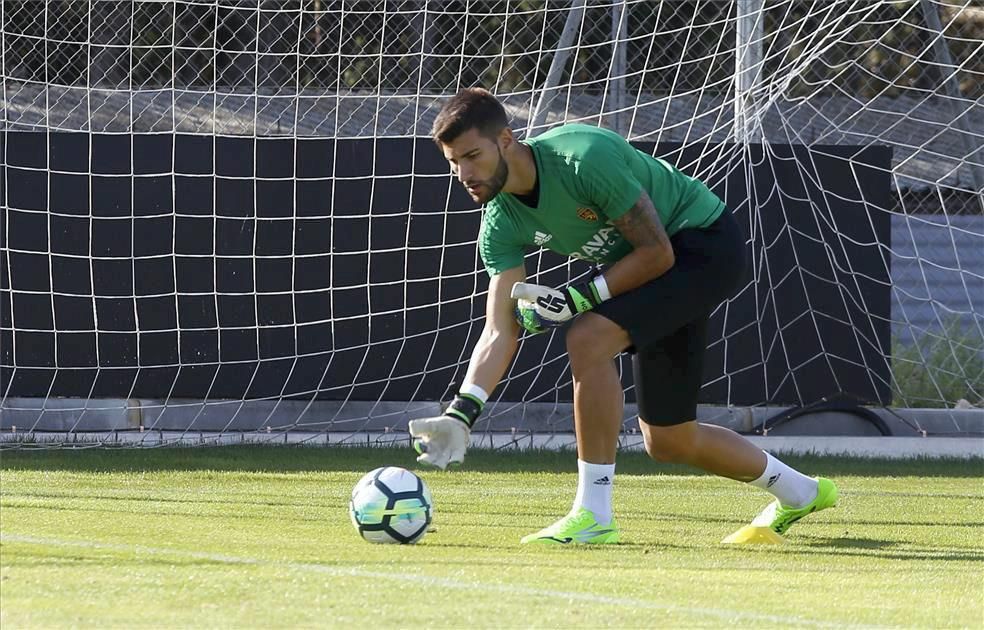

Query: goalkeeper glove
[510,278,608,328]
[408,393,483,470]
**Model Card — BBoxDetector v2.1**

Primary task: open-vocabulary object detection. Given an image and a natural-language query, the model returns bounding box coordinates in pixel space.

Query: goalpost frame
[734,0,765,143]
[529,0,768,142]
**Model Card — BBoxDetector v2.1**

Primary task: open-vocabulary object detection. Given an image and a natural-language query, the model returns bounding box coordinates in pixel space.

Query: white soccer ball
[349,466,433,544]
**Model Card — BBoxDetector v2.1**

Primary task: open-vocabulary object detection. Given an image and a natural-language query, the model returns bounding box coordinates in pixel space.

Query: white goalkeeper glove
[408,415,470,470]
[408,393,483,470]
[511,279,608,329]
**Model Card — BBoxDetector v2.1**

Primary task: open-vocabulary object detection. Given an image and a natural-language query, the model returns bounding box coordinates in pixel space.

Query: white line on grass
[2,533,881,628]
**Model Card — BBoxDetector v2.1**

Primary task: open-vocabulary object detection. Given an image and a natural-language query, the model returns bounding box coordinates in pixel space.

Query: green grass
[1,446,982,628]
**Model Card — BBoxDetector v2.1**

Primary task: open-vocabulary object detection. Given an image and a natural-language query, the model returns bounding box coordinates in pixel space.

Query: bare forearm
[601,246,673,297]
[604,191,675,297]
[462,327,518,395]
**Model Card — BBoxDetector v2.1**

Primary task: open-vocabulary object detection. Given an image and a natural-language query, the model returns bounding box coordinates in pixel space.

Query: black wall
[1,133,892,405]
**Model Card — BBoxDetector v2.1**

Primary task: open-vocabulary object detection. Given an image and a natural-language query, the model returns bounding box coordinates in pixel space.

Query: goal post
[1,0,981,447]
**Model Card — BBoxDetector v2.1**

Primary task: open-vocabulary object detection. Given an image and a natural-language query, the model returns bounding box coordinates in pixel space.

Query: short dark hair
[431,87,508,145]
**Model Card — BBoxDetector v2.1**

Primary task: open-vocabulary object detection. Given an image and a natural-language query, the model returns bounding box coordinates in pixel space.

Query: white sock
[748,452,818,508]
[572,459,614,525]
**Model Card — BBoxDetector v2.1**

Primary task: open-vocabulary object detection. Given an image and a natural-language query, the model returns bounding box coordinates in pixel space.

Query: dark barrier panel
[1,133,891,405]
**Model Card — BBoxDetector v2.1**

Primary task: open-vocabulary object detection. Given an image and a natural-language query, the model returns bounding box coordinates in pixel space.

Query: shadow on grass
[802,536,896,550]
[619,509,984,529]
[741,535,984,562]
[433,537,984,564]
[1,445,982,478]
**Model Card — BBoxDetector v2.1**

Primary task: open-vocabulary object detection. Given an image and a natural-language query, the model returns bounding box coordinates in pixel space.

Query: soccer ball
[349,466,433,544]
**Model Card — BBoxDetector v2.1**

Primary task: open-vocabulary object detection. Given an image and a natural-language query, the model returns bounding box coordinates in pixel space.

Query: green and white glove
[511,278,610,329]
[409,391,484,470]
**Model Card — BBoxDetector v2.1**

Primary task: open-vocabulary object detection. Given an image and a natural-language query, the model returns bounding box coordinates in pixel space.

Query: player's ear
[497,126,515,152]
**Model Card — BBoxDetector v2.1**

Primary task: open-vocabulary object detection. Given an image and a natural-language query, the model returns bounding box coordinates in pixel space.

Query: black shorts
[593,209,747,426]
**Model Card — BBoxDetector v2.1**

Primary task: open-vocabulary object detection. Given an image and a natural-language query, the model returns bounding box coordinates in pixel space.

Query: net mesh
[1,0,981,446]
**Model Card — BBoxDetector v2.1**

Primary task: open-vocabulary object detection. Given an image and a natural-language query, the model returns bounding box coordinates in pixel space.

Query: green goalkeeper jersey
[478,123,725,275]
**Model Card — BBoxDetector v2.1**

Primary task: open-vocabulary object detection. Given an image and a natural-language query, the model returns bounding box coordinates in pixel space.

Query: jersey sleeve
[478,207,525,276]
[575,135,643,221]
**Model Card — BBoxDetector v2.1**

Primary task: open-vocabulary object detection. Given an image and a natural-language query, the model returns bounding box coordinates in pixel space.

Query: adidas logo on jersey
[533,231,553,245]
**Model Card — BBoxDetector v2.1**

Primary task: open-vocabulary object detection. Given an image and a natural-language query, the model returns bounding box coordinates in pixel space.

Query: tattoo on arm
[611,192,672,253]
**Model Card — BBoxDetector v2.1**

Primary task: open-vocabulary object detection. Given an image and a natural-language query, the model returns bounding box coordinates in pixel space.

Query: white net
[1,0,982,446]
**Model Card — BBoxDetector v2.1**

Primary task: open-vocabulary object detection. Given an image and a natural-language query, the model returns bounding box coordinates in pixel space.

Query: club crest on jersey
[576,207,599,222]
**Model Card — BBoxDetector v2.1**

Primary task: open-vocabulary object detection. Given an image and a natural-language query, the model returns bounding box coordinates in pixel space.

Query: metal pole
[529,0,587,137]
[734,0,764,143]
[609,1,628,135]
[919,0,984,210]
[419,0,440,92]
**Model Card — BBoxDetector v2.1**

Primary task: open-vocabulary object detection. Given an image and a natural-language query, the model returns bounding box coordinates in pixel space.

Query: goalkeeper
[410,87,838,544]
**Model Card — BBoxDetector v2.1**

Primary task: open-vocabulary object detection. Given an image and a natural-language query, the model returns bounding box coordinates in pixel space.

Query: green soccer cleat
[520,507,620,545]
[751,477,839,535]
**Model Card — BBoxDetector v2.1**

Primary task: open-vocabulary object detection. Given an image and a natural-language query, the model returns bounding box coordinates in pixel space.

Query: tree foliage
[3,1,980,98]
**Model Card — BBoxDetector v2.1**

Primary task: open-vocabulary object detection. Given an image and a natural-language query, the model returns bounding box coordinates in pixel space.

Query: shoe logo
[593,476,611,485]
[766,473,781,488]
[533,231,553,245]
[536,526,614,544]
[576,528,614,542]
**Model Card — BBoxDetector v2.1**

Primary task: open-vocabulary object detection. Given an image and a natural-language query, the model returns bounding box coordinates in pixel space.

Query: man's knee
[565,314,627,368]
[640,420,698,464]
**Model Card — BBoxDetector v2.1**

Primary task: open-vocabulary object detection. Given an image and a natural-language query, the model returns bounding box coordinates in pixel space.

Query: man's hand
[511,281,604,327]
[408,415,470,470]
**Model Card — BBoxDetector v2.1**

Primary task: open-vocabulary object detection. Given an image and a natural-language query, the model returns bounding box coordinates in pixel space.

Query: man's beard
[469,148,509,203]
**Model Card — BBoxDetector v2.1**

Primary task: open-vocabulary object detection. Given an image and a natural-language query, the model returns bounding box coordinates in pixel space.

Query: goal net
[1,0,981,447]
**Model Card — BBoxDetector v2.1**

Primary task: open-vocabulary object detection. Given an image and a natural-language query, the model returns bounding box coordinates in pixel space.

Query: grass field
[1,446,982,628]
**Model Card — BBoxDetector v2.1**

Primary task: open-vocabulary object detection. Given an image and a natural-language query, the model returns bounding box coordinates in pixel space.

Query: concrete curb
[1,430,981,459]
[2,398,981,436]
